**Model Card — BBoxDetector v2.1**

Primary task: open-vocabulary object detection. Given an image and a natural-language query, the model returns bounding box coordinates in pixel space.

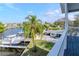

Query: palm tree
[36,22,44,40]
[0,22,5,39]
[23,15,44,52]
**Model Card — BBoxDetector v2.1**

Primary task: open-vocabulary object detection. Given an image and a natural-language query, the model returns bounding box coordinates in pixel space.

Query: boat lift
[0,44,27,48]
[0,34,30,49]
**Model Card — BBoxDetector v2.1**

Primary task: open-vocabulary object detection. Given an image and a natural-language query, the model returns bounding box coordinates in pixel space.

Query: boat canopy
[6,34,16,38]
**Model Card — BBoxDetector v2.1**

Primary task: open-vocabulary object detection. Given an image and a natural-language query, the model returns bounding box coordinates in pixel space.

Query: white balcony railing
[47,3,69,56]
[47,29,68,56]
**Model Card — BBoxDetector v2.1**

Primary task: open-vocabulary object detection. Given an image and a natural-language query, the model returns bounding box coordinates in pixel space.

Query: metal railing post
[64,3,68,50]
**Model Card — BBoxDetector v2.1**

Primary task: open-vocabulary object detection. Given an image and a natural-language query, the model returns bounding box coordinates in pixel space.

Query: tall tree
[23,15,44,52]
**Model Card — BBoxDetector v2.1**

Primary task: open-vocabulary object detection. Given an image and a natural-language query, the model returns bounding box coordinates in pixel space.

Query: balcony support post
[64,3,68,50]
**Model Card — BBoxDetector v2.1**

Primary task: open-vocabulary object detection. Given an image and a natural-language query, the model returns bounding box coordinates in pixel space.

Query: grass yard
[23,40,54,56]
[0,40,2,45]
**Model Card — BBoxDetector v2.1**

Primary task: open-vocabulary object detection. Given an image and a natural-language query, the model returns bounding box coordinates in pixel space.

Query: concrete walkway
[36,35,59,43]
[42,35,59,43]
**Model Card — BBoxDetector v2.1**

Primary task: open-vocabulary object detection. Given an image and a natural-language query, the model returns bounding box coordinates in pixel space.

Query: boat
[2,34,25,45]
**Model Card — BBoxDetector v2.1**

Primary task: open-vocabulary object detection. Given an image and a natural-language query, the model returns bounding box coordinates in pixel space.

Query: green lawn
[0,40,2,45]
[23,40,54,56]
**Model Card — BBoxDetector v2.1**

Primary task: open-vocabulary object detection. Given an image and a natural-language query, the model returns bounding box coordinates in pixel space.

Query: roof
[60,3,79,13]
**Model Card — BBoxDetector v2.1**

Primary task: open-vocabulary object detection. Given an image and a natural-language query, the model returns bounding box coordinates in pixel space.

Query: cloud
[45,10,54,16]
[68,14,75,21]
[65,12,79,21]
[41,9,62,23]
[27,10,35,15]
[54,9,61,14]
[45,8,62,18]
[4,3,19,11]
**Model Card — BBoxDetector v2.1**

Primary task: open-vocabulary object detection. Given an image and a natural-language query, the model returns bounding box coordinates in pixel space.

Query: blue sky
[0,3,78,23]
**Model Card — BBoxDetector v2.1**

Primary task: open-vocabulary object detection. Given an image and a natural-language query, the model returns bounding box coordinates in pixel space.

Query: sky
[0,3,79,23]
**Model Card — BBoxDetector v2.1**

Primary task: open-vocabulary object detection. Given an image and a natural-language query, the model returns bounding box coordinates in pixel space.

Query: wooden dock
[0,44,27,48]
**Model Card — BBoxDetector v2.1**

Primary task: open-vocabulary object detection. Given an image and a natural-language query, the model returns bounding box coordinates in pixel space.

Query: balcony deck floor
[64,36,79,56]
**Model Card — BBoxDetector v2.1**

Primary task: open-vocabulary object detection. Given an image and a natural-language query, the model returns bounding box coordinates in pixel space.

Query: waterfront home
[5,23,22,30]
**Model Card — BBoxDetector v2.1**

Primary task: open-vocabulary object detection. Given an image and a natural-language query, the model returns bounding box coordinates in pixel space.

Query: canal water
[3,28,23,38]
